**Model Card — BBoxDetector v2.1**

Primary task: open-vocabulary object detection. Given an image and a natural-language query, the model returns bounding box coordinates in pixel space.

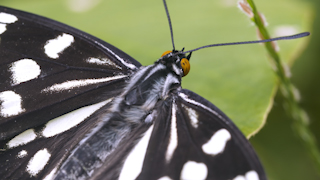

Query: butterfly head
[160,49,192,77]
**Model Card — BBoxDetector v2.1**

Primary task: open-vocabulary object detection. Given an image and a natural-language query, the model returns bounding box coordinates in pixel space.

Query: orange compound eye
[161,50,172,57]
[180,58,190,76]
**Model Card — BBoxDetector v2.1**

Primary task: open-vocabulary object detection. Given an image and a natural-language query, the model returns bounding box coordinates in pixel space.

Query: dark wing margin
[0,6,141,140]
[129,89,267,180]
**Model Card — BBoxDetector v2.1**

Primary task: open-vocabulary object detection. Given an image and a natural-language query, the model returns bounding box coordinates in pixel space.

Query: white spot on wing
[119,125,154,180]
[246,171,259,180]
[166,102,178,162]
[0,13,17,34]
[233,170,259,180]
[233,176,246,180]
[41,75,127,93]
[180,161,208,180]
[42,99,111,137]
[182,104,198,128]
[0,91,25,117]
[10,59,41,85]
[86,57,122,69]
[7,129,36,148]
[158,176,172,180]
[44,33,74,59]
[202,129,231,156]
[26,148,51,176]
[0,12,18,23]
[178,92,226,123]
[43,167,57,180]
[17,150,28,158]
[94,41,136,70]
[0,23,6,34]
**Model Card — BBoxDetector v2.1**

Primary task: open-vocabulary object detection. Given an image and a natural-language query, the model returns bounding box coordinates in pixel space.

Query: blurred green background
[0,0,318,179]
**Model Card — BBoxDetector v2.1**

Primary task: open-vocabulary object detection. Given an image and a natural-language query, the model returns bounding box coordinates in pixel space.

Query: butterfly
[0,1,272,179]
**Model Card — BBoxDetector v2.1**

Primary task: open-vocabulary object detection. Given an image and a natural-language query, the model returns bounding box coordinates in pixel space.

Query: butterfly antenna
[184,32,310,54]
[163,0,175,50]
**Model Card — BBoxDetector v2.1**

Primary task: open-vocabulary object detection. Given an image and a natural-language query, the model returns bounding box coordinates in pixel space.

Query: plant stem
[244,0,320,175]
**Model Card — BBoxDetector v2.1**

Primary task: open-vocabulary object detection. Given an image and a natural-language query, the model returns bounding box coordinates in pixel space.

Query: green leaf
[0,0,311,137]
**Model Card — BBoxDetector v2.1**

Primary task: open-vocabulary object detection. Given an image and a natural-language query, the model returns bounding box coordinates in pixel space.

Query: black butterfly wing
[0,6,142,179]
[118,89,266,180]
[0,6,141,140]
